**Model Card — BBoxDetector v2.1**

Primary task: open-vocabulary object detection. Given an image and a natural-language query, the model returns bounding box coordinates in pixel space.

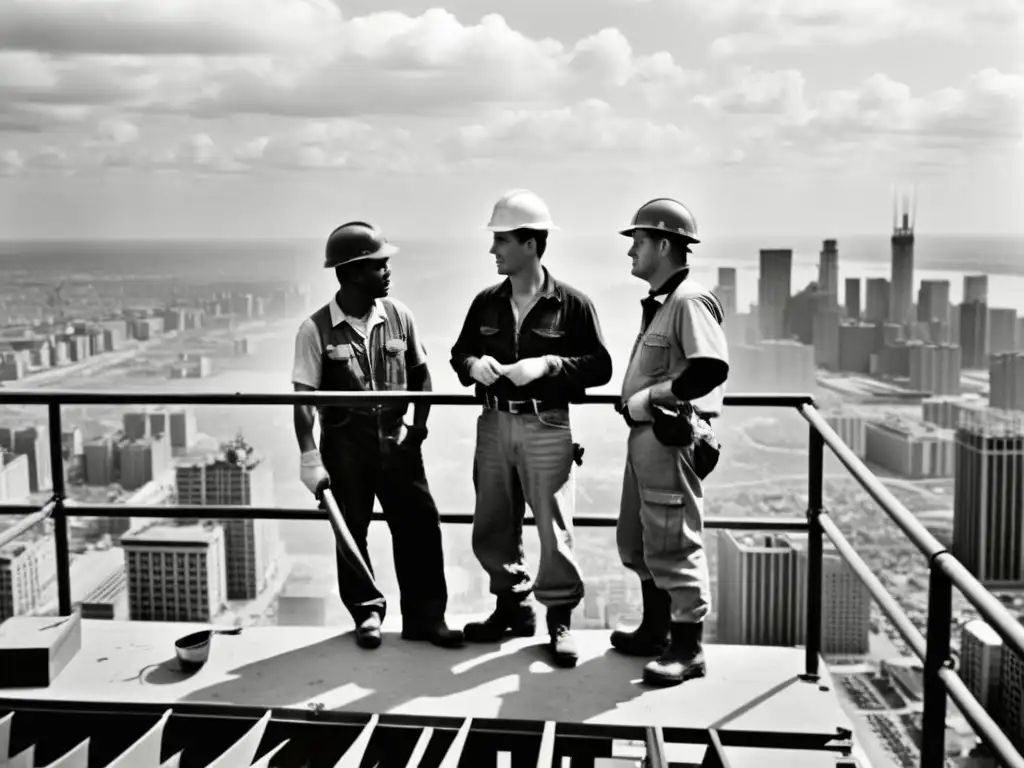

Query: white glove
[469,355,505,386]
[299,449,330,496]
[626,388,654,422]
[503,357,550,386]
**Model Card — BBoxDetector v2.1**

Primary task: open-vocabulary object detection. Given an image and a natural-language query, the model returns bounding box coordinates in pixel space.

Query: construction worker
[612,198,729,687]
[450,189,613,669]
[292,221,463,651]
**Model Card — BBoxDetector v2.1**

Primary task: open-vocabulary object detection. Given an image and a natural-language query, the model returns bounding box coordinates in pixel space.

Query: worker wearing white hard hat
[449,189,613,669]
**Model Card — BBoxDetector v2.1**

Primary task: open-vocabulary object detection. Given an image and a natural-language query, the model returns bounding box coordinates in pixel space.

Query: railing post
[920,558,952,768]
[802,421,824,682]
[47,402,72,616]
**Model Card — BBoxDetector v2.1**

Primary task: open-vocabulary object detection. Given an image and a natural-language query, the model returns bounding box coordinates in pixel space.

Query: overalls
[311,299,448,628]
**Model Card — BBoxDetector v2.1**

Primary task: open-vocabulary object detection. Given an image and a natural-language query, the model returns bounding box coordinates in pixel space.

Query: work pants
[471,408,584,609]
[616,425,711,623]
[320,425,449,627]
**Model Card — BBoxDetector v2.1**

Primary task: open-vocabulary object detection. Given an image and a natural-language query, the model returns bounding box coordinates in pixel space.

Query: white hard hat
[486,189,559,232]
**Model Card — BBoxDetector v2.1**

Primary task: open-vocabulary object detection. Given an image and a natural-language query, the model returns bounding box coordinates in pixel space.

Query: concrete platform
[0,620,854,744]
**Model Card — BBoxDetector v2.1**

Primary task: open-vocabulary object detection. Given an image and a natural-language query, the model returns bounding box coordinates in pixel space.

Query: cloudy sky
[0,0,1021,239]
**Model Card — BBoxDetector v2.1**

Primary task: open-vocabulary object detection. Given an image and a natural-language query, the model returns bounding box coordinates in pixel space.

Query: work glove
[503,357,550,387]
[469,355,505,386]
[299,449,330,499]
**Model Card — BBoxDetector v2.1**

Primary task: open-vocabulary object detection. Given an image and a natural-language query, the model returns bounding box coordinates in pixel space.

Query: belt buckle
[508,399,524,415]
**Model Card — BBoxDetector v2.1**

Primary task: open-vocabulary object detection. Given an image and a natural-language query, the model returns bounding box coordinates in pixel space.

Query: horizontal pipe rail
[936,553,1024,663]
[0,390,814,408]
[939,667,1024,768]
[0,500,55,550]
[0,502,808,532]
[818,513,927,660]
[799,404,946,561]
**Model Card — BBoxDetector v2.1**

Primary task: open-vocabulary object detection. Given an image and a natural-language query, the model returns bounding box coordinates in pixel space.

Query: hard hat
[486,189,559,232]
[324,221,398,269]
[619,198,700,244]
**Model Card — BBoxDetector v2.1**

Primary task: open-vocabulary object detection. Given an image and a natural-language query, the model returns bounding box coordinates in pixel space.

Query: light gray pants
[617,425,711,623]
[471,407,584,609]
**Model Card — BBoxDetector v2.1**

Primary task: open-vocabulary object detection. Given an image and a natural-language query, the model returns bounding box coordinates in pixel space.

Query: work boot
[402,618,465,649]
[355,613,382,650]
[610,580,671,657]
[546,606,578,669]
[642,622,706,687]
[464,595,536,643]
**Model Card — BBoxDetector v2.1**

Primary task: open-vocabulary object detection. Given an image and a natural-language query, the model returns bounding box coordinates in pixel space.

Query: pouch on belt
[650,402,722,480]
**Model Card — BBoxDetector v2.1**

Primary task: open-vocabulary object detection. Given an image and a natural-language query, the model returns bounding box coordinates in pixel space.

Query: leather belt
[484,393,568,416]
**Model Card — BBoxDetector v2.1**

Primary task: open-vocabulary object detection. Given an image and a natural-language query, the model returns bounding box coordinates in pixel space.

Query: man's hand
[398,423,428,450]
[300,449,330,497]
[469,355,506,386]
[503,357,550,387]
[625,388,654,422]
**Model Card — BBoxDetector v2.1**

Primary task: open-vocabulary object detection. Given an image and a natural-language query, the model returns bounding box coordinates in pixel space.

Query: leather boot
[355,613,382,650]
[642,622,706,687]
[464,594,536,643]
[610,580,671,657]
[547,606,578,669]
[402,618,465,649]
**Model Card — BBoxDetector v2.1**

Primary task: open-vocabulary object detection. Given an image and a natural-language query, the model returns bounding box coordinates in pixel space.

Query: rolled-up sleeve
[678,296,729,365]
[291,318,322,389]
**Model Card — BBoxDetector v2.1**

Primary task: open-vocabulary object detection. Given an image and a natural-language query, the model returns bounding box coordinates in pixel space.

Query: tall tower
[817,239,839,306]
[889,186,916,328]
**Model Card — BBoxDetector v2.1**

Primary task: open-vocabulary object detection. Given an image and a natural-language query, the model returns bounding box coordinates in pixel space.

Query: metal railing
[0,389,1022,768]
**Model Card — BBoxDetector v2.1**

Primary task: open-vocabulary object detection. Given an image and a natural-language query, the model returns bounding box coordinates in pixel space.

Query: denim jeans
[320,424,449,626]
[471,408,584,609]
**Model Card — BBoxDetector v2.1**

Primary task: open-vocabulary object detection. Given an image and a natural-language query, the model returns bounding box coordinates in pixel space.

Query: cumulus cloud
[678,0,1023,55]
[699,67,1024,169]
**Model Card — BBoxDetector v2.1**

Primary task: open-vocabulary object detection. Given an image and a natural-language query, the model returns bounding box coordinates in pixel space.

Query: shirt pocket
[480,324,500,355]
[529,326,565,355]
[382,336,408,391]
[639,333,671,377]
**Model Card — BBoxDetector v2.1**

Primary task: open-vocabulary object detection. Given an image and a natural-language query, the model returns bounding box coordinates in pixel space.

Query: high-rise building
[865,278,890,325]
[122,523,226,622]
[889,192,916,327]
[960,619,1003,713]
[825,410,866,458]
[817,239,839,304]
[844,278,861,321]
[0,451,31,502]
[84,437,116,486]
[909,343,962,396]
[717,531,804,647]
[964,275,989,304]
[0,535,56,621]
[175,437,277,600]
[960,301,989,370]
[990,308,1019,355]
[865,417,956,479]
[999,639,1024,753]
[953,409,1024,589]
[758,249,792,341]
[838,322,875,374]
[716,531,870,655]
[990,352,1024,412]
[5,427,52,494]
[118,433,172,491]
[917,280,951,326]
[813,306,842,370]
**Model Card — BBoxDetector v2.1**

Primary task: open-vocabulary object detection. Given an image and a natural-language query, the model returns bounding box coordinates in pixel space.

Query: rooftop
[121,522,220,545]
[963,618,1004,646]
[0,619,857,767]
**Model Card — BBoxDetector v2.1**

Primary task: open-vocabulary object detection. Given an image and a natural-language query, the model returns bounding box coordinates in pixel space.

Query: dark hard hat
[324,221,399,269]
[619,198,700,244]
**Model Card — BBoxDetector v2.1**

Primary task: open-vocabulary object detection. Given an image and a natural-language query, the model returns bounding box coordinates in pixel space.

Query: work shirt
[450,267,613,404]
[621,270,728,418]
[292,294,427,431]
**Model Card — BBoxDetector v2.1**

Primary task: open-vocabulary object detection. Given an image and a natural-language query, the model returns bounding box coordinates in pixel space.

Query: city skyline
[0,0,1021,238]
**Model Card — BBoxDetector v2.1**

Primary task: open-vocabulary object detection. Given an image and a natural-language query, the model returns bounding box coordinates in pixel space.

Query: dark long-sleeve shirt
[450,269,613,403]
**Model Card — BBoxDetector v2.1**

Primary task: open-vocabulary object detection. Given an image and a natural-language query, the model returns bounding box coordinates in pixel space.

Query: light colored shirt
[291,296,426,389]
[621,278,729,417]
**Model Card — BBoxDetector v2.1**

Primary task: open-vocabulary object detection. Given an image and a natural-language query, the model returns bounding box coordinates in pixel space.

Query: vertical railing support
[48,402,72,616]
[801,421,824,682]
[920,558,952,768]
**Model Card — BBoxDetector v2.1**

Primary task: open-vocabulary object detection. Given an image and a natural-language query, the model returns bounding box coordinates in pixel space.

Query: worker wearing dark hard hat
[292,221,462,651]
[450,189,613,669]
[612,198,729,687]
